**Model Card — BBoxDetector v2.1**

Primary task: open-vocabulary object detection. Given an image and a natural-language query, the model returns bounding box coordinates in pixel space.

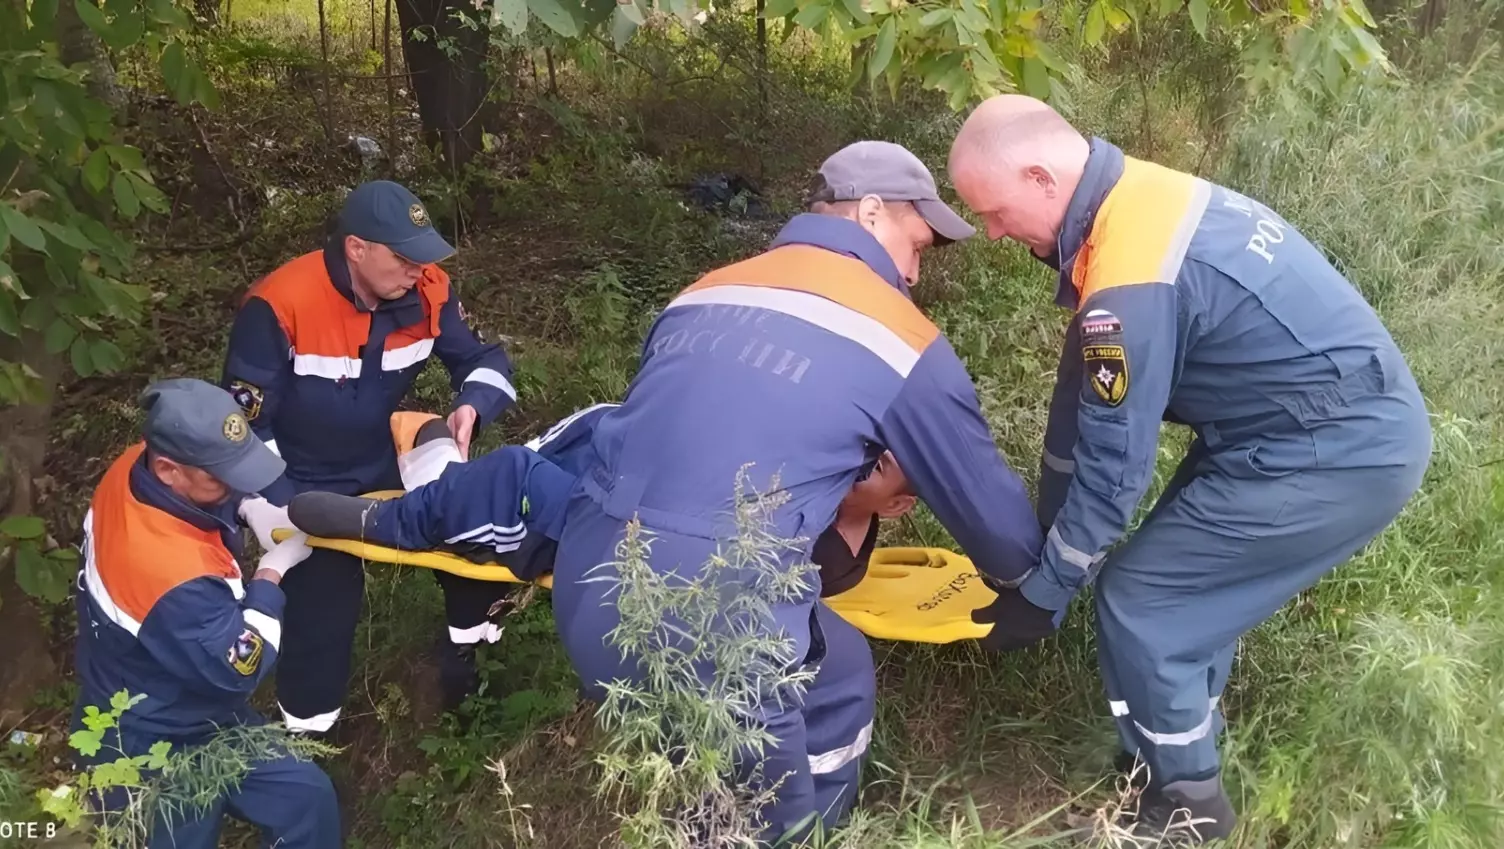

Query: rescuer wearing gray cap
[70,377,340,849]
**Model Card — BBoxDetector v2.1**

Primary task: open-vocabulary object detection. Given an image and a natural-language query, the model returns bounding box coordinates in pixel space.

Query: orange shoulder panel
[89,444,240,625]
[1072,157,1209,308]
[682,244,940,355]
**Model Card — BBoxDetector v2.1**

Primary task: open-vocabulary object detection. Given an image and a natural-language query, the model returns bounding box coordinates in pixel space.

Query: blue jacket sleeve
[875,336,1043,585]
[1019,282,1179,611]
[135,576,286,696]
[432,295,518,430]
[1038,318,1083,529]
[221,296,297,506]
[368,446,575,578]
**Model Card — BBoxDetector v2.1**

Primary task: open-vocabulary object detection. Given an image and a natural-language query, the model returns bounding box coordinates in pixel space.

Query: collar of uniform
[322,233,428,327]
[1050,137,1125,310]
[129,451,244,552]
[769,213,910,297]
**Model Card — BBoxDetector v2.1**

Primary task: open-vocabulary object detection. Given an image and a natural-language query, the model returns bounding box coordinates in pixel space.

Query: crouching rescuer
[70,378,339,848]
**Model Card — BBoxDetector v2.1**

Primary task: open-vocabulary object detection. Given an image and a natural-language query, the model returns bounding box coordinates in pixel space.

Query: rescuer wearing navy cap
[220,180,523,734]
[71,378,340,848]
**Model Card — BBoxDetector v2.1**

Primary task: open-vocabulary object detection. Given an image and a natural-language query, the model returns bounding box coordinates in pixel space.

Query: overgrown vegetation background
[1,0,1501,846]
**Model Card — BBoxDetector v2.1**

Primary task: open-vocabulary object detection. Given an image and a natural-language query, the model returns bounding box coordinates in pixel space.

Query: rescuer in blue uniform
[541,142,1046,845]
[947,96,1433,842]
[220,180,521,731]
[71,378,339,848]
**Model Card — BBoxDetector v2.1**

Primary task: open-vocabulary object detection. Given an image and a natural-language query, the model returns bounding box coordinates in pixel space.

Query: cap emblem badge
[223,412,249,442]
[409,203,430,228]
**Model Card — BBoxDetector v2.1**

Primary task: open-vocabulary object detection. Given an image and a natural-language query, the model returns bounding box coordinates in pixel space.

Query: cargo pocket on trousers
[1076,403,1130,499]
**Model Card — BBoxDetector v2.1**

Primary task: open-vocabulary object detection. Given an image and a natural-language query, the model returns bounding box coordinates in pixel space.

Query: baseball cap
[140,378,285,495]
[336,180,455,265]
[806,141,977,245]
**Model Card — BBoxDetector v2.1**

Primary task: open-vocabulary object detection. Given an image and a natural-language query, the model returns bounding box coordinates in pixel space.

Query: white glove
[238,496,291,552]
[257,532,313,579]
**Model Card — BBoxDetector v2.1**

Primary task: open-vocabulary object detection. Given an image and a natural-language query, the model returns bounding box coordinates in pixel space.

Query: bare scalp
[948,95,1088,181]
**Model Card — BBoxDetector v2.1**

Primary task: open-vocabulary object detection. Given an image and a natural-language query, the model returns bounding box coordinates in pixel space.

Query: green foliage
[38,689,341,848]
[0,511,75,608]
[591,467,823,847]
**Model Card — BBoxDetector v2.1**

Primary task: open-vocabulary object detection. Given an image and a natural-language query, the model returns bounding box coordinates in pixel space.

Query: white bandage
[397,437,463,490]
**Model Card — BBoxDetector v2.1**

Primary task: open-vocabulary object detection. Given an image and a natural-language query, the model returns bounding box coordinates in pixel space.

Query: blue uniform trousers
[77,725,340,849]
[551,491,876,845]
[1095,437,1429,787]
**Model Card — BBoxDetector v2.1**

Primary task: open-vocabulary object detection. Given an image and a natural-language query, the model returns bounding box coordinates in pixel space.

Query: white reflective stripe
[1042,448,1075,474]
[1109,700,1130,717]
[1159,179,1212,283]
[1134,710,1216,747]
[279,705,340,733]
[225,577,245,600]
[667,285,920,377]
[808,720,873,775]
[243,609,282,652]
[445,522,526,554]
[263,439,281,458]
[292,352,361,380]
[382,338,433,371]
[525,402,620,452]
[463,367,518,400]
[449,622,502,645]
[81,510,142,637]
[1048,525,1095,572]
[398,438,462,490]
[1210,695,1220,711]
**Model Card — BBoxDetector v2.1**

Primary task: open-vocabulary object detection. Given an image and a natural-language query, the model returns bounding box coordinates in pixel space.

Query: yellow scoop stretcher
[272,492,997,644]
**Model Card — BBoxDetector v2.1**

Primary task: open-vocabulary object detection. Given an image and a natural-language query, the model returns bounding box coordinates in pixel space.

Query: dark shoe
[438,642,481,714]
[1128,776,1237,845]
[1113,750,1152,792]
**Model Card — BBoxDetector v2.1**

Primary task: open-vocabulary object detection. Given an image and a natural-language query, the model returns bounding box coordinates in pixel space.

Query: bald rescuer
[947,96,1432,841]
[539,142,1043,844]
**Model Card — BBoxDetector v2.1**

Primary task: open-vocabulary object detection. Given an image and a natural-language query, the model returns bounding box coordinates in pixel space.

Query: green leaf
[125,173,168,214]
[21,296,55,331]
[0,293,19,338]
[867,17,896,81]
[83,148,111,194]
[917,8,952,28]
[69,728,104,758]
[526,0,580,37]
[160,41,187,101]
[0,205,48,252]
[763,0,798,17]
[90,338,124,372]
[490,0,528,32]
[1348,0,1376,27]
[45,319,78,354]
[838,0,870,24]
[146,740,172,769]
[1158,0,1182,15]
[105,5,146,51]
[40,220,95,251]
[74,0,111,38]
[0,260,23,298]
[1084,1,1106,44]
[1188,0,1208,38]
[111,172,140,219]
[70,336,95,377]
[103,144,145,172]
[1021,55,1051,99]
[16,543,71,604]
[610,7,640,48]
[1004,32,1038,58]
[1104,1,1131,30]
[0,514,45,539]
[792,2,827,29]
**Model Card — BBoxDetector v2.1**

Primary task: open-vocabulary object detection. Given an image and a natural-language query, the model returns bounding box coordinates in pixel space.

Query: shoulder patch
[1083,343,1129,407]
[228,628,264,676]
[1080,309,1123,341]
[229,380,263,420]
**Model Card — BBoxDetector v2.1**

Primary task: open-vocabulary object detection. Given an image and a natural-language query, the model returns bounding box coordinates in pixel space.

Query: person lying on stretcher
[287,406,920,597]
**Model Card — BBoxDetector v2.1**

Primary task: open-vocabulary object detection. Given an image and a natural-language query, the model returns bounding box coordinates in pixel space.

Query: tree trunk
[0,334,64,731]
[394,0,490,170]
[55,0,125,114]
[318,0,336,143]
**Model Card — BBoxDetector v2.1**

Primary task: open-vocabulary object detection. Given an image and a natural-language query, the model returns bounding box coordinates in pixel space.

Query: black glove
[970,584,1059,651]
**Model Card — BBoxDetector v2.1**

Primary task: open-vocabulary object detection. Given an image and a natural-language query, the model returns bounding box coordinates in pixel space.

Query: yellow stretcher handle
[270,494,996,643]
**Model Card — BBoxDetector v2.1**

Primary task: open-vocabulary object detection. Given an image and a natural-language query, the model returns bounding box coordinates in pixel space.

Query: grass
[9,4,1504,848]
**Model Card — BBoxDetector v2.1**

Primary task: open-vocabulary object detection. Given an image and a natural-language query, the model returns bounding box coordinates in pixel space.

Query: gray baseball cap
[140,378,285,495]
[806,141,977,245]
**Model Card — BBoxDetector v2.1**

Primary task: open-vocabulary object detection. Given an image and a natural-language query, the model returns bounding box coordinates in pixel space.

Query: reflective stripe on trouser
[434,568,515,645]
[1094,453,1425,786]
[275,546,365,732]
[550,495,876,844]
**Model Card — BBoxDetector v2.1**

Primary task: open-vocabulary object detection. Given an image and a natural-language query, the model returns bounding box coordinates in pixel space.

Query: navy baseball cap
[336,180,455,265]
[140,378,285,494]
